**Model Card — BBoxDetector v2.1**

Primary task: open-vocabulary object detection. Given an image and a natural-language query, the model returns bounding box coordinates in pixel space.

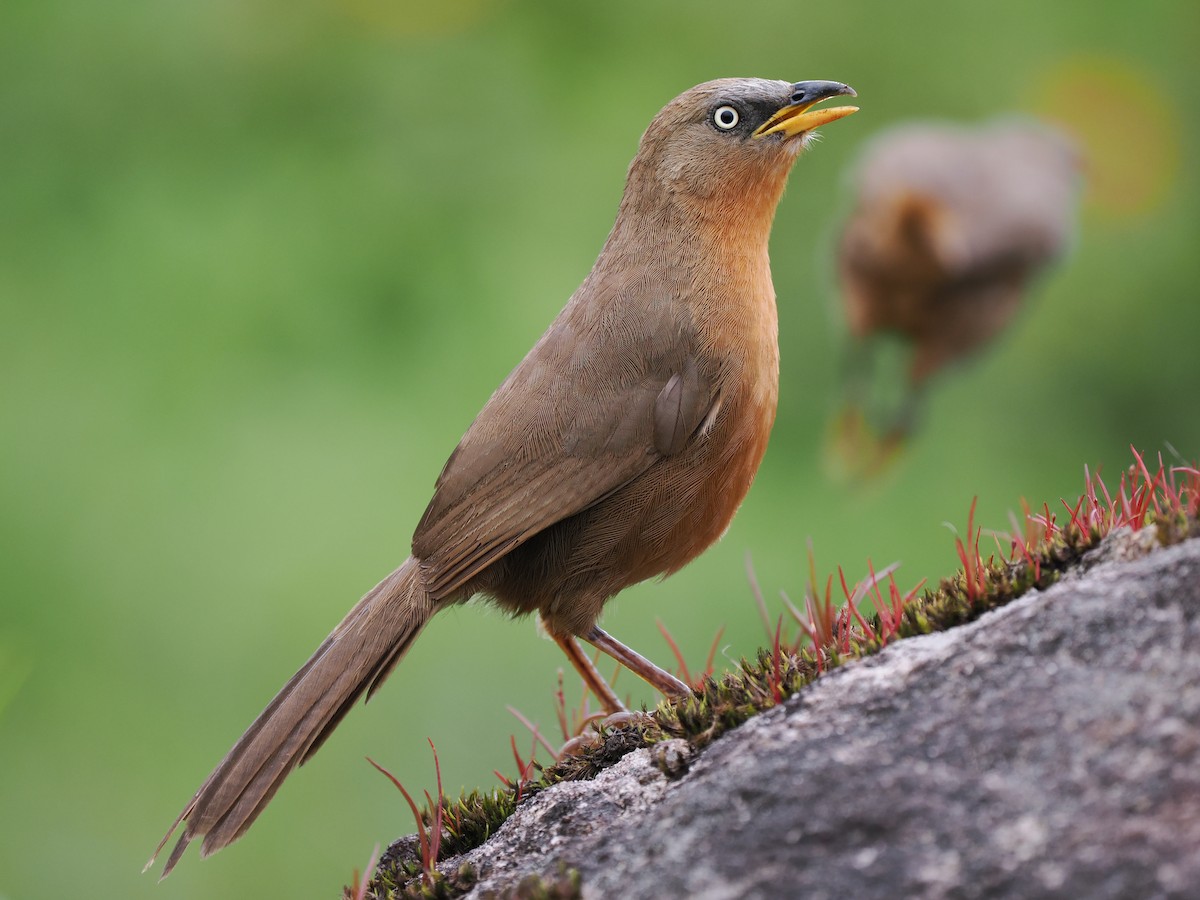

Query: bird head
[627,78,858,215]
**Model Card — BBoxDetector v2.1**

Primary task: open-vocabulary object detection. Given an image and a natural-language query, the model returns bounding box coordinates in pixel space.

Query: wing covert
[412,294,718,601]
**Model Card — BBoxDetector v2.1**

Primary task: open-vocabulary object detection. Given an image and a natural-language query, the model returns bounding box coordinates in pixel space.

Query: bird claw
[556,710,654,759]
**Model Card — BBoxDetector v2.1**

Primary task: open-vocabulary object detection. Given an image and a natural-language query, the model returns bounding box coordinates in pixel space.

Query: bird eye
[712,105,740,131]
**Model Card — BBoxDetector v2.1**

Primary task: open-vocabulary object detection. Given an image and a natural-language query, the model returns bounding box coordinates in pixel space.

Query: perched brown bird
[834,120,1079,444]
[149,77,858,876]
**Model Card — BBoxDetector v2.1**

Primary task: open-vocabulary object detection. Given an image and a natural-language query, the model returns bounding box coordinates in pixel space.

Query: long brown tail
[148,556,433,877]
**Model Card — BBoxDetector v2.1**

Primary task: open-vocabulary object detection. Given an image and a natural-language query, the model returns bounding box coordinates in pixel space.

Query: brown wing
[412,289,717,601]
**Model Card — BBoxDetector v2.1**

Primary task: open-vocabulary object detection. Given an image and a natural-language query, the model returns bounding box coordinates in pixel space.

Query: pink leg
[584,626,693,701]
[549,628,626,715]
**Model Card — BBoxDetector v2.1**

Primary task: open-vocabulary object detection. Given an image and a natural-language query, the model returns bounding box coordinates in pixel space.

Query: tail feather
[148,557,432,877]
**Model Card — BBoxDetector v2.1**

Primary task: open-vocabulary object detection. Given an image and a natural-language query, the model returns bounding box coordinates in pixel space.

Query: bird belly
[488,390,775,635]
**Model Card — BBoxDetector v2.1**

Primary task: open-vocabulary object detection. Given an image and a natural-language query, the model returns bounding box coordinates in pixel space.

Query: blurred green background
[1,0,1196,896]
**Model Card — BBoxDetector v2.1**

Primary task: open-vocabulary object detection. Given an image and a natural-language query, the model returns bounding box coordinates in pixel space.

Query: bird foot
[557,710,655,758]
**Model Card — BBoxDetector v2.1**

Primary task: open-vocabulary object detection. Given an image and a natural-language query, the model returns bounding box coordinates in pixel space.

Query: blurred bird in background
[828,120,1082,477]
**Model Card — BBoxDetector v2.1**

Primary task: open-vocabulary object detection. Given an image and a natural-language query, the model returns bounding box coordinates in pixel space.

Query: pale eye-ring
[712,105,740,131]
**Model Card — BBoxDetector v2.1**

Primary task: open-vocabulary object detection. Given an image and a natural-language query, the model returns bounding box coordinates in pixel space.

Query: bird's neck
[599,171,789,288]
[586,173,785,379]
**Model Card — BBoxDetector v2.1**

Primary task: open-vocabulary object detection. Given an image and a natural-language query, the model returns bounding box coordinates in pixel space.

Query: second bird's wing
[412,292,716,602]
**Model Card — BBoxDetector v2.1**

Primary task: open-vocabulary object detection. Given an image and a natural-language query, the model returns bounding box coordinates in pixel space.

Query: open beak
[754,80,859,139]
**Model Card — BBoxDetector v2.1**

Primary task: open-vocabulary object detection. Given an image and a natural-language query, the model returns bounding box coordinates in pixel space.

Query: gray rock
[433,532,1200,899]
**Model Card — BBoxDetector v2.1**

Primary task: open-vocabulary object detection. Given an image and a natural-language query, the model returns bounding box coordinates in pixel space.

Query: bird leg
[583,626,694,703]
[550,625,695,760]
[549,628,626,715]
[549,624,695,718]
[885,374,928,446]
[841,335,875,411]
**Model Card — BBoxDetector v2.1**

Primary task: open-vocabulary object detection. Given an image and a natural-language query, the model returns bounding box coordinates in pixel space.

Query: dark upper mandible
[790,81,857,106]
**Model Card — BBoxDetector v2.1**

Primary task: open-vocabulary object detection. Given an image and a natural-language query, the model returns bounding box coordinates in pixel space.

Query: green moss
[359,857,478,900]
[438,789,519,859]
[509,863,583,900]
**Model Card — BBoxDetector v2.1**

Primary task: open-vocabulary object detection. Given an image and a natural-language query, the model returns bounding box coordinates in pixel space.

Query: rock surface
[427,532,1200,899]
